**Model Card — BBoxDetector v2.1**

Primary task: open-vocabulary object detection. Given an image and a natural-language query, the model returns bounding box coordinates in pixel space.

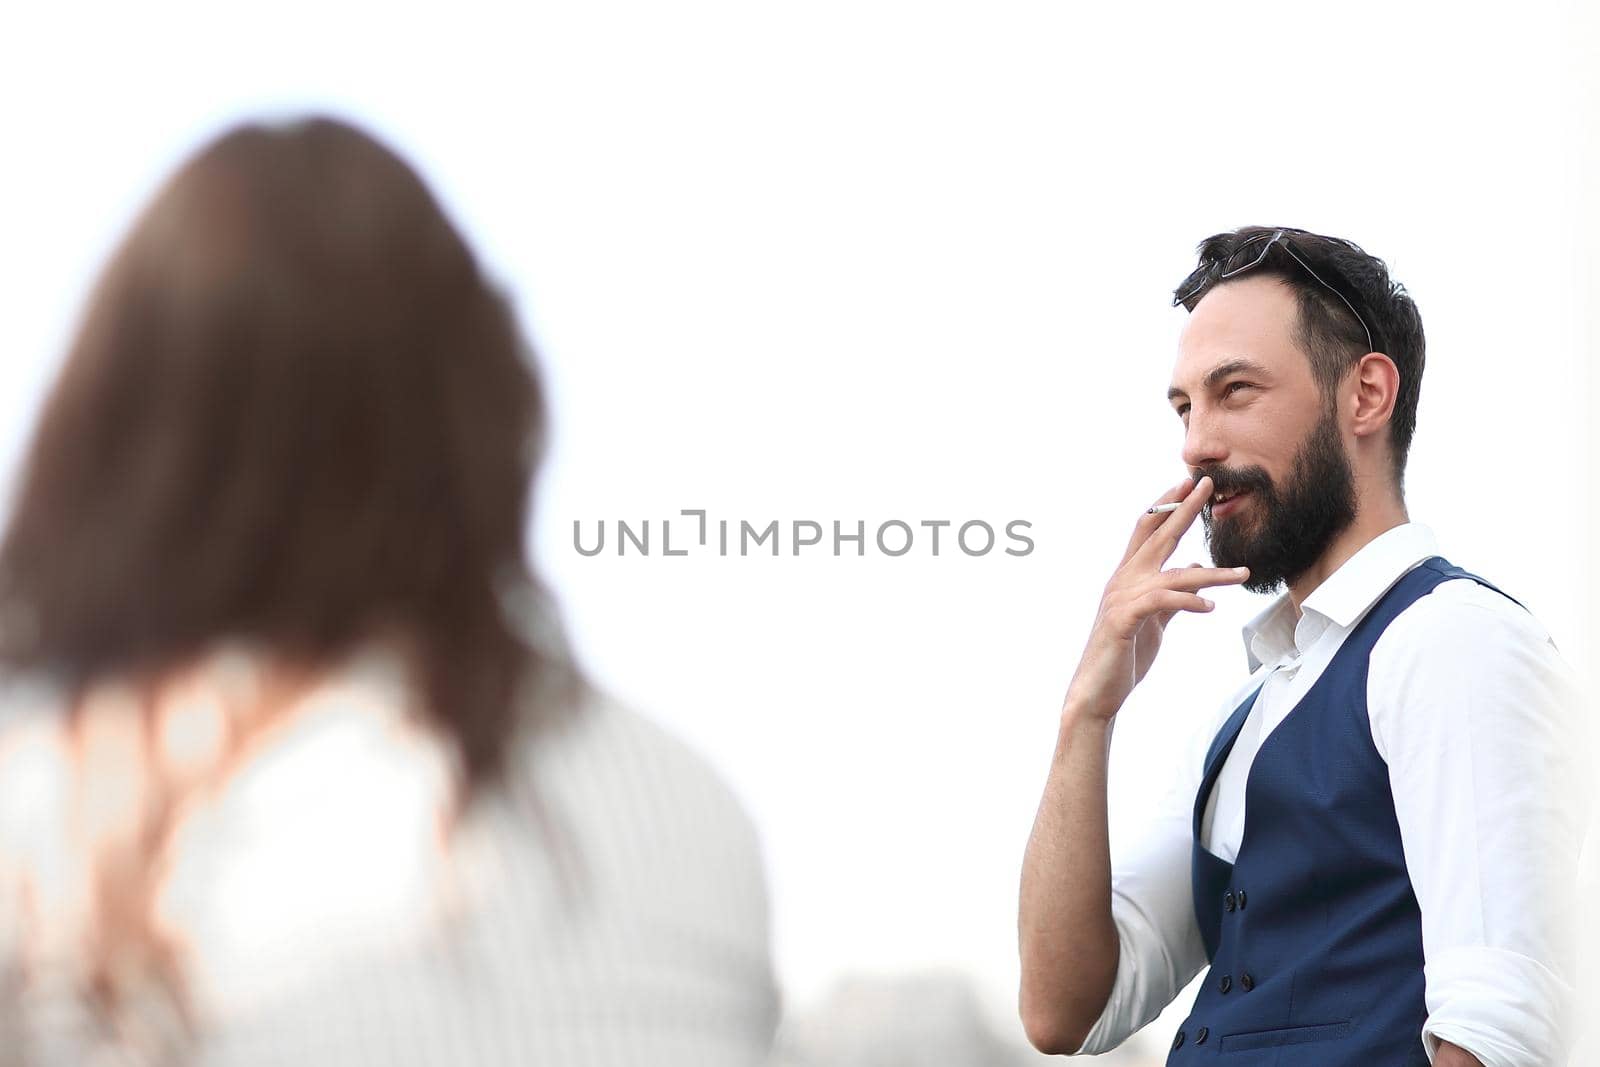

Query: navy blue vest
[1166,557,1514,1065]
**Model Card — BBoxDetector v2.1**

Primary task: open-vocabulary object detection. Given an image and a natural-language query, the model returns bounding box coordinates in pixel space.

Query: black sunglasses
[1172,228,1379,355]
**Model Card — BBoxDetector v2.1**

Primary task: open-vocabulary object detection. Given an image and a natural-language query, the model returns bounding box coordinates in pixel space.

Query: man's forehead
[1171,276,1304,388]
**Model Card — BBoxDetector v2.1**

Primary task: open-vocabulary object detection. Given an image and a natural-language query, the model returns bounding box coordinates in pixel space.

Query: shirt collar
[1240,522,1441,671]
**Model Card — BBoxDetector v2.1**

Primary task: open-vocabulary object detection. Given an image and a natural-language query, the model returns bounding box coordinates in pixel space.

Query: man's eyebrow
[1167,358,1271,402]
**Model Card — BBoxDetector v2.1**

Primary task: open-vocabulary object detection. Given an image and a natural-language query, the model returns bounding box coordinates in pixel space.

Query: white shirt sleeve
[1370,580,1590,1067]
[1074,704,1227,1055]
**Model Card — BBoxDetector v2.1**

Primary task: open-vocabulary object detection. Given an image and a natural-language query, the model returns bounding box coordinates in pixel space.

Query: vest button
[1240,972,1255,991]
[1223,891,1236,912]
[1219,974,1231,994]
[1196,1027,1209,1044]
[1172,1030,1186,1050]
[1237,889,1247,909]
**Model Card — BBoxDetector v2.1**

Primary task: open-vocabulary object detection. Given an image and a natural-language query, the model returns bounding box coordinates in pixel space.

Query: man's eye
[1175,404,1190,419]
[1222,382,1251,399]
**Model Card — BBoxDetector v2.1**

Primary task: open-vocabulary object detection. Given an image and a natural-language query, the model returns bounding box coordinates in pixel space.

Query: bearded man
[1017,227,1586,1066]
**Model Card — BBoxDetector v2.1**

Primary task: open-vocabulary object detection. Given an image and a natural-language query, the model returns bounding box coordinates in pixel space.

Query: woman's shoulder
[508,681,767,869]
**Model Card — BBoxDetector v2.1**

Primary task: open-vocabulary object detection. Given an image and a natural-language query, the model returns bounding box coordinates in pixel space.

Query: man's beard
[1199,406,1358,595]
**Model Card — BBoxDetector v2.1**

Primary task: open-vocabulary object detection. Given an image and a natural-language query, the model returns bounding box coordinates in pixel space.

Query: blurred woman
[0,116,777,1066]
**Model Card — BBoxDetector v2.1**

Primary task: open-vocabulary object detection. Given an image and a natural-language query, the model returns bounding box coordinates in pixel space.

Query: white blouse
[0,647,779,1066]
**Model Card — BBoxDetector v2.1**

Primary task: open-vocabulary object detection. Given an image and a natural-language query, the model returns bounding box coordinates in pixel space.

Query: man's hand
[1062,475,1249,722]
[1019,475,1250,1055]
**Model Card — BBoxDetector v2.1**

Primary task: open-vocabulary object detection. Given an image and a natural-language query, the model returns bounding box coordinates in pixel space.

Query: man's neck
[1284,493,1410,618]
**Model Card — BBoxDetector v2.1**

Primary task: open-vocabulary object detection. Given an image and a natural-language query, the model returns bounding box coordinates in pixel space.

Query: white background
[4,1,1595,1055]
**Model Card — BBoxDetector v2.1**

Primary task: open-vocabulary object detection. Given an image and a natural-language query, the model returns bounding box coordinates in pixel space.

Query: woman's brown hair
[0,116,574,1047]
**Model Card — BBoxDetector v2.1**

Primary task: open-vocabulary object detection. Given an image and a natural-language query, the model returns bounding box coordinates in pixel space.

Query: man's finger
[1120,478,1194,565]
[1156,565,1251,593]
[1129,587,1215,619]
[1134,475,1212,567]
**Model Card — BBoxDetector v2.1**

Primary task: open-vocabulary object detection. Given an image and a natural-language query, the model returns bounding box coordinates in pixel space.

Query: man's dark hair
[1172,225,1425,489]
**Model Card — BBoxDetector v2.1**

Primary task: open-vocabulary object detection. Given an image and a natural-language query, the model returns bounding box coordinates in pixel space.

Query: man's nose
[1181,411,1227,471]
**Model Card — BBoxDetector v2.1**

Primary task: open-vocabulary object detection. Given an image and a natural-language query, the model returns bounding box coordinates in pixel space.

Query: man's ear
[1348,352,1400,440]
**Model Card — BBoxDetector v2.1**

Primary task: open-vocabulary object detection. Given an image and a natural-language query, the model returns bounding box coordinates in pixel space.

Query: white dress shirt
[1078,523,1589,1066]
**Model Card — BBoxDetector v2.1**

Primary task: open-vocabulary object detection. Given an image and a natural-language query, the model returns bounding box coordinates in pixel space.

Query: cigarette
[1146,502,1183,514]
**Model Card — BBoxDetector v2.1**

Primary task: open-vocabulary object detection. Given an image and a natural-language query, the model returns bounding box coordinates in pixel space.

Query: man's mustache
[1192,466,1273,500]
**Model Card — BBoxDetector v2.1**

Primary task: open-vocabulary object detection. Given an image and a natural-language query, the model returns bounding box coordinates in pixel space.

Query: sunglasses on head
[1173,228,1379,355]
